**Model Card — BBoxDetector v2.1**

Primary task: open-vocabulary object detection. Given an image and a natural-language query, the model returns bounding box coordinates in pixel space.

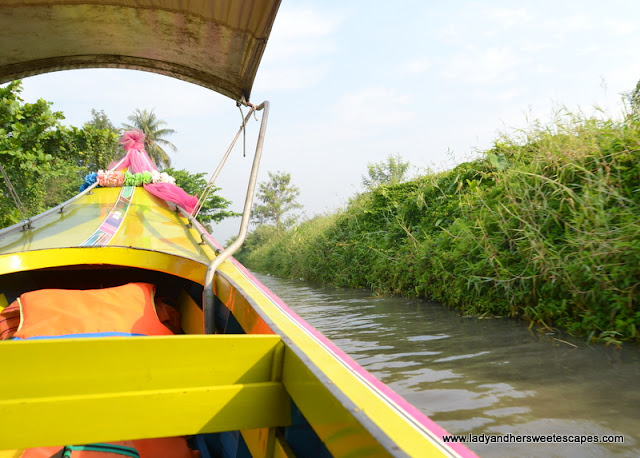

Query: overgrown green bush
[241,111,640,343]
[0,81,120,228]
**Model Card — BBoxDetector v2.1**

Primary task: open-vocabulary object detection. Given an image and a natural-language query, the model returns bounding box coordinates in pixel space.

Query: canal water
[253,273,640,458]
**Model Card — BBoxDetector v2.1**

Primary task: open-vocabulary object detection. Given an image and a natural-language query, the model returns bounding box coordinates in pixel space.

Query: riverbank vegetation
[237,110,640,343]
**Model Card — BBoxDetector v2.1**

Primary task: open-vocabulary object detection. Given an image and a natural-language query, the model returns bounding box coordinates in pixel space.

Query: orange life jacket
[21,442,138,457]
[21,438,199,457]
[13,284,198,457]
[0,299,19,339]
[12,283,173,339]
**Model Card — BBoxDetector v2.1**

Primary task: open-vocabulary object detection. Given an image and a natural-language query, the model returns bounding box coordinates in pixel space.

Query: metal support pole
[203,101,270,334]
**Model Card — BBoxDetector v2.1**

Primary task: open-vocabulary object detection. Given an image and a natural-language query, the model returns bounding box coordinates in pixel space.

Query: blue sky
[17,1,640,243]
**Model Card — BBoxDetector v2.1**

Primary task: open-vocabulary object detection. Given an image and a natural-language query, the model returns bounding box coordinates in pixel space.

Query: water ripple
[254,273,640,457]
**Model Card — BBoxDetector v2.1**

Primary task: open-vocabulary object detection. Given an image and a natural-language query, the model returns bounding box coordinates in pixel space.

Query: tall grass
[238,111,640,343]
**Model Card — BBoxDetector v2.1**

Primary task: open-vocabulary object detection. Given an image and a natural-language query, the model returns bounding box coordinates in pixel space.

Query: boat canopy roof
[0,0,281,102]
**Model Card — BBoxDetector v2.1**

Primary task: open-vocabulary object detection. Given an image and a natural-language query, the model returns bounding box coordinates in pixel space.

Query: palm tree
[123,109,177,169]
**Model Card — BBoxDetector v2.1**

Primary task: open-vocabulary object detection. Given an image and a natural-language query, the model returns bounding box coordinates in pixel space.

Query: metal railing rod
[0,155,128,240]
[175,206,221,254]
[0,182,99,239]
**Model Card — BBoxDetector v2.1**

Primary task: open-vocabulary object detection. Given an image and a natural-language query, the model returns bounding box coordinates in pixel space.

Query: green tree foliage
[361,154,410,190]
[66,109,122,171]
[123,108,176,169]
[252,171,303,228]
[627,79,640,119]
[0,81,80,227]
[165,168,238,231]
[83,109,121,168]
[233,223,282,264]
[0,83,238,233]
[87,108,117,131]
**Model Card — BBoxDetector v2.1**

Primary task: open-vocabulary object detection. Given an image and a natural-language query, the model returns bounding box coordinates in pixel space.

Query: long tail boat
[0,2,476,457]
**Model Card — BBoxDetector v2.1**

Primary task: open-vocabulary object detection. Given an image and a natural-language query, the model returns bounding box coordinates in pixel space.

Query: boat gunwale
[218,257,473,458]
[0,246,208,285]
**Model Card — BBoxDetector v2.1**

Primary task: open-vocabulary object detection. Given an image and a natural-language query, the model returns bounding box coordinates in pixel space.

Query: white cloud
[576,46,602,56]
[406,57,431,74]
[564,15,592,31]
[545,15,592,32]
[518,42,554,54]
[605,19,639,36]
[535,64,555,74]
[334,87,414,136]
[255,63,330,91]
[438,23,461,40]
[274,7,341,39]
[257,6,344,91]
[442,47,529,84]
[604,60,640,89]
[484,7,531,29]
[263,7,343,63]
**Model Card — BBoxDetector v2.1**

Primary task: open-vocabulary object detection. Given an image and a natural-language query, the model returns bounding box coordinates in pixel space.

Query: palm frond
[122,108,177,169]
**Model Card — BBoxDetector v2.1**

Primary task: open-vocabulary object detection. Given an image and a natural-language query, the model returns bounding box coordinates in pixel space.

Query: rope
[0,161,29,224]
[193,171,220,220]
[192,105,257,220]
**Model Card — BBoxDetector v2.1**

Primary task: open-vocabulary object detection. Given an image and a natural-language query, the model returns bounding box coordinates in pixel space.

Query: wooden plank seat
[0,335,290,450]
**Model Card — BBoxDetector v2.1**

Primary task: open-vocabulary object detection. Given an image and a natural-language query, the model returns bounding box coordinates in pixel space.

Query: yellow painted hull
[0,188,474,457]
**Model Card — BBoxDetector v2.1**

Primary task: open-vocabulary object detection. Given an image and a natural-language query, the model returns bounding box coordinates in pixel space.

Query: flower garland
[151,170,176,185]
[76,129,198,214]
[82,170,177,190]
[97,170,125,187]
[79,172,98,192]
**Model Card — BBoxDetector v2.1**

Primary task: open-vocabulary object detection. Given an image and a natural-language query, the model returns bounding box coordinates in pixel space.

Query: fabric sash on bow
[110,130,198,213]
